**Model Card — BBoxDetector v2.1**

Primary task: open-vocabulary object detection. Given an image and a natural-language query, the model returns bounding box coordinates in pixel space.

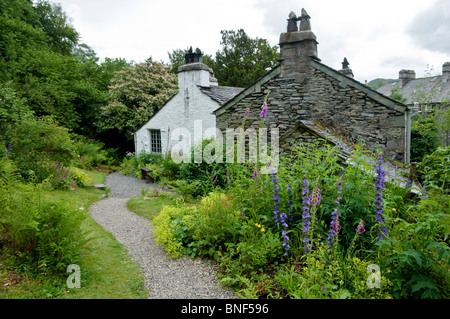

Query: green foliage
[411,113,440,162]
[168,30,279,88]
[177,138,231,198]
[389,87,407,103]
[417,146,449,191]
[0,180,88,274]
[376,191,449,298]
[0,83,33,142]
[97,57,178,135]
[152,201,191,258]
[213,29,279,88]
[9,116,76,183]
[73,137,119,169]
[435,103,450,146]
[275,245,392,299]
[150,137,449,299]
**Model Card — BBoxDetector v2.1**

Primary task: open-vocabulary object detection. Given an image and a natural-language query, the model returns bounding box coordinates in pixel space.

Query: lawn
[0,169,148,299]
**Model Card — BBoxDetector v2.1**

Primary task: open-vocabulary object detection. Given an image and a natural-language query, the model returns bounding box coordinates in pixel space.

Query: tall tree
[33,0,79,56]
[213,29,279,87]
[96,57,178,138]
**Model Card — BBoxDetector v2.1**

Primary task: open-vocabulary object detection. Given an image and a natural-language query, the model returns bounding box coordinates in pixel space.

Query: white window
[149,129,162,154]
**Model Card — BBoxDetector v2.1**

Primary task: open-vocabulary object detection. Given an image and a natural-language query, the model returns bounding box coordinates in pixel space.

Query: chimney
[442,62,450,83]
[399,69,415,88]
[338,57,354,78]
[177,47,217,89]
[279,9,320,82]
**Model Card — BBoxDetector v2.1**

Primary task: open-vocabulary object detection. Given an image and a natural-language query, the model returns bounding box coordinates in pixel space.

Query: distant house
[214,9,412,164]
[134,49,243,156]
[375,63,450,111]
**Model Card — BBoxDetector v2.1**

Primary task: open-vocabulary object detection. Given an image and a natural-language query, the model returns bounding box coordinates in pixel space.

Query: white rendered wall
[135,67,218,157]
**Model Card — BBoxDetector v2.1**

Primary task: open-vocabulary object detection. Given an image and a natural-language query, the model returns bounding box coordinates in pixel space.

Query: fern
[0,158,22,186]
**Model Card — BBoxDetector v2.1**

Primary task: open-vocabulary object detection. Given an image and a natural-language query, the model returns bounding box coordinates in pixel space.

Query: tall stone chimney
[399,69,415,88]
[279,9,320,83]
[338,57,354,78]
[177,47,218,89]
[442,62,450,83]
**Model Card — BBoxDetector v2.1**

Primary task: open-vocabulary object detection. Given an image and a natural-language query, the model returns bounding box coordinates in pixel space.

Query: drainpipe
[405,102,420,163]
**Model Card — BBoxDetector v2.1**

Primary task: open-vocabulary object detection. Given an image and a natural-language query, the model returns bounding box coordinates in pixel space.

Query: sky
[49,0,450,83]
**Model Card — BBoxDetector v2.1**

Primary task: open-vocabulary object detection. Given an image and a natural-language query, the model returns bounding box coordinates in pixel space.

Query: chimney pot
[399,69,415,88]
[443,62,450,82]
[338,57,354,78]
[279,9,319,82]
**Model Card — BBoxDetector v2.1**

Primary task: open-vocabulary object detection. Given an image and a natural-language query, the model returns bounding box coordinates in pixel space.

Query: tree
[97,57,178,137]
[390,87,407,104]
[33,0,79,56]
[213,29,279,87]
[167,30,279,87]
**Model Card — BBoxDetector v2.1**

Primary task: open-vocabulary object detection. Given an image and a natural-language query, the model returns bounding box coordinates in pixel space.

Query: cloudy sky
[50,0,450,83]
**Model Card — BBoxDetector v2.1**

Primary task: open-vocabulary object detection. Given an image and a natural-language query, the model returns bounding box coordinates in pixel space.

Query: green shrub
[152,201,192,258]
[376,190,450,299]
[411,114,439,162]
[178,138,230,197]
[9,116,76,183]
[417,146,449,191]
[0,183,88,274]
[68,166,93,187]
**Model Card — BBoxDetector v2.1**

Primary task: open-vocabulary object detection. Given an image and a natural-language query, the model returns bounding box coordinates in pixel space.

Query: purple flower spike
[259,101,268,119]
[374,153,388,241]
[356,220,366,234]
[272,170,280,225]
[302,176,311,253]
[327,181,343,251]
[252,167,258,179]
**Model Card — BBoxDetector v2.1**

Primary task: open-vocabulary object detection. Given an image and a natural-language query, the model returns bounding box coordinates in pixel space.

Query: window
[149,129,162,154]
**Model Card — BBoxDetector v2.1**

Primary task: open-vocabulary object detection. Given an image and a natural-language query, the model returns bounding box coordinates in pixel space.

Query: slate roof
[280,119,419,192]
[200,86,244,105]
[376,75,450,105]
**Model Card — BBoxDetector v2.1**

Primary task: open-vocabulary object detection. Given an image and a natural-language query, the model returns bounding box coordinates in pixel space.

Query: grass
[126,192,177,222]
[0,168,148,299]
[61,216,147,299]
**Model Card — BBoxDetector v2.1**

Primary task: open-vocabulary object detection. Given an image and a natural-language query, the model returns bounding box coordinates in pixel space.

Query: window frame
[149,129,162,154]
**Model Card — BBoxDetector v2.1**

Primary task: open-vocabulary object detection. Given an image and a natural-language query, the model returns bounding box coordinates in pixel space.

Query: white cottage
[134,49,243,157]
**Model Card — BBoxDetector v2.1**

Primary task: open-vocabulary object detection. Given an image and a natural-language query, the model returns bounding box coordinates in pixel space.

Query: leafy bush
[417,146,449,191]
[68,167,93,187]
[74,138,107,168]
[152,201,192,258]
[411,113,439,162]
[376,190,450,299]
[150,138,449,299]
[0,180,88,274]
[9,116,76,183]
[177,138,230,197]
[119,151,163,178]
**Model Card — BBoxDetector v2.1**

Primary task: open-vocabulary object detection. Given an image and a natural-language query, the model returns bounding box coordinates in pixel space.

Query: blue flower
[287,183,293,223]
[5,143,13,157]
[374,153,388,241]
[301,176,311,253]
[272,170,280,225]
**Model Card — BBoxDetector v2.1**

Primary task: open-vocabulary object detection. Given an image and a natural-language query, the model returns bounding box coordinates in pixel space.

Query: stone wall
[216,65,406,162]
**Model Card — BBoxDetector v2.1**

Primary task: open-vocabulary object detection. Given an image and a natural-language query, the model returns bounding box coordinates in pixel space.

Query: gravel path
[89,172,237,299]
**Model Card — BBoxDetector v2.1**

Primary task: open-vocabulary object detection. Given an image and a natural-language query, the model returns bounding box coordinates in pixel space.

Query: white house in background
[134,48,243,156]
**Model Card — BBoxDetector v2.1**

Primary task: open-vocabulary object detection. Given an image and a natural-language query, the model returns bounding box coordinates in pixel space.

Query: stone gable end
[216,63,406,162]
